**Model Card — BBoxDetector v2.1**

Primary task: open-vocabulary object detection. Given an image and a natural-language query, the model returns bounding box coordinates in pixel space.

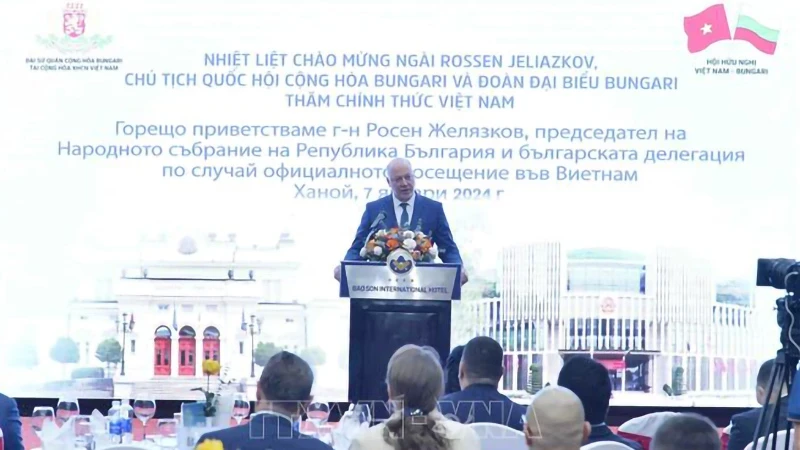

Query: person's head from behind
[525,386,589,450]
[651,413,720,450]
[386,158,415,201]
[459,336,504,389]
[445,345,465,394]
[557,357,610,425]
[256,351,314,417]
[756,358,784,404]
[384,344,448,450]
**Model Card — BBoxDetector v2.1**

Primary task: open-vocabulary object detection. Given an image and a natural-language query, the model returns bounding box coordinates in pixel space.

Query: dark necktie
[400,203,409,228]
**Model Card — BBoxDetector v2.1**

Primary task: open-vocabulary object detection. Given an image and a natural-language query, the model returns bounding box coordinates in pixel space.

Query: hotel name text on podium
[339,248,461,419]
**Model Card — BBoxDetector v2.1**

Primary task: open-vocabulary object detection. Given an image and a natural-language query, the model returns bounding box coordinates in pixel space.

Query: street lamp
[116,313,135,376]
[245,314,262,378]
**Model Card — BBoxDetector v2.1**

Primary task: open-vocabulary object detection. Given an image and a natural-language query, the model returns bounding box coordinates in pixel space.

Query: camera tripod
[751,348,797,450]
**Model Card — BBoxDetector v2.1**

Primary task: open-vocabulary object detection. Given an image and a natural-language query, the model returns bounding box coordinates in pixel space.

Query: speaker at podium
[339,248,461,420]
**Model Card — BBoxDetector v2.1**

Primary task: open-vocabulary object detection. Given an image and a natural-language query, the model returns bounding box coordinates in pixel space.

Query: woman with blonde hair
[351,344,480,450]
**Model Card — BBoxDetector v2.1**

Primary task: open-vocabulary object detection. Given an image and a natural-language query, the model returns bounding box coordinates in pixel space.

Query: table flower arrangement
[192,359,235,423]
[360,227,438,262]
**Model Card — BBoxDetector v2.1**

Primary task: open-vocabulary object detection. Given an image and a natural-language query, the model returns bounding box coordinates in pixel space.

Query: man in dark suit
[0,392,24,450]
[438,336,527,431]
[334,158,467,285]
[558,357,644,450]
[198,351,331,450]
[728,358,789,450]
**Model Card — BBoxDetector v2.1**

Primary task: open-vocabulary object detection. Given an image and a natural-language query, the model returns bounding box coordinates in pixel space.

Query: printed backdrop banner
[0,0,797,406]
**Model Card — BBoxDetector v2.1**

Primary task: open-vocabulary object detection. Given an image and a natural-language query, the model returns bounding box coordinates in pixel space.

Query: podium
[339,250,461,420]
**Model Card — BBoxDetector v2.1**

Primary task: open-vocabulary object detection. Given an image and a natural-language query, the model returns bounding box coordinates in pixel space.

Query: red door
[203,338,220,362]
[153,337,171,376]
[178,337,196,376]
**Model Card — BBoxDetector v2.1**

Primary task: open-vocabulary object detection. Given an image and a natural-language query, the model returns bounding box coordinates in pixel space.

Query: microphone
[370,211,387,230]
[363,211,388,256]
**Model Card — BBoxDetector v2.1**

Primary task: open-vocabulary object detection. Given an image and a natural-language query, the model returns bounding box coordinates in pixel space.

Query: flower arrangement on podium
[192,360,236,426]
[360,227,438,262]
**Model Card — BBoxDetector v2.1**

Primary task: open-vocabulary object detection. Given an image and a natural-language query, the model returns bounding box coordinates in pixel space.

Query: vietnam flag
[683,4,732,53]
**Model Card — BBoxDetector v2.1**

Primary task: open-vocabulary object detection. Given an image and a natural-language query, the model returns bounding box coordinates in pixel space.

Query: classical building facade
[67,232,309,397]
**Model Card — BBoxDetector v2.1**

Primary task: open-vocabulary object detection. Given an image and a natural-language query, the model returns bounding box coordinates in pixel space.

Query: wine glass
[134,394,157,440]
[31,406,55,437]
[56,396,80,425]
[306,401,330,429]
[231,393,250,425]
[156,418,178,449]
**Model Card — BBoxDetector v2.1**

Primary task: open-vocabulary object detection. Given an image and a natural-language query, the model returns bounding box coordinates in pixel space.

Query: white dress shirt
[392,193,415,228]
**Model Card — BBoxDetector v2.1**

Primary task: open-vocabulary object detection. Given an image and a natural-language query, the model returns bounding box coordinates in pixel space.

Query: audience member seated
[651,413,721,450]
[351,344,480,450]
[0,392,23,450]
[198,351,331,450]
[524,386,589,450]
[727,358,789,450]
[438,336,527,431]
[445,345,465,395]
[557,357,643,450]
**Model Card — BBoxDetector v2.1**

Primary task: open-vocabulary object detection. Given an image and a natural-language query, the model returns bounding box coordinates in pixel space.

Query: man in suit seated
[198,351,331,450]
[0,392,23,450]
[334,157,467,285]
[438,336,527,431]
[524,386,589,450]
[727,358,789,450]
[558,357,643,450]
[652,413,721,450]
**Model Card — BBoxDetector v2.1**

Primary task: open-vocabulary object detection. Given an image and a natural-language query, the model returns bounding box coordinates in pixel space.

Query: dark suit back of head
[462,336,504,383]
[652,413,721,450]
[259,351,314,409]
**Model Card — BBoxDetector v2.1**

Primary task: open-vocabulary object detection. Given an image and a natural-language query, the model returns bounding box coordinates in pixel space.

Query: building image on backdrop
[46,232,347,401]
[457,243,777,406]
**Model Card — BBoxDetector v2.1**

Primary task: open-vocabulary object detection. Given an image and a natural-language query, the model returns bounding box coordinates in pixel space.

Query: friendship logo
[682,3,779,55]
[36,2,112,53]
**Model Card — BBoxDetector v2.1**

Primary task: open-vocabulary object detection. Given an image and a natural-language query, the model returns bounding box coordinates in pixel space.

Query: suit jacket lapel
[409,195,425,232]
[383,195,397,228]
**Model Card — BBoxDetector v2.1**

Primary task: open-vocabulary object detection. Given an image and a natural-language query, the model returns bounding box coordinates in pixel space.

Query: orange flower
[386,239,400,250]
[366,240,376,251]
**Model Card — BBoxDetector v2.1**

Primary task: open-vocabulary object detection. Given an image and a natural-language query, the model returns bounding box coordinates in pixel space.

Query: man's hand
[334,265,341,281]
[460,269,469,286]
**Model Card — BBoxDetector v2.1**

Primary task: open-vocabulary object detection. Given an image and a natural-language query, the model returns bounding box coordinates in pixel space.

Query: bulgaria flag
[733,10,780,55]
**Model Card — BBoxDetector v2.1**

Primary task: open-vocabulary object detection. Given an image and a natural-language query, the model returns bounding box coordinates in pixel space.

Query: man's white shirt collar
[392,192,416,209]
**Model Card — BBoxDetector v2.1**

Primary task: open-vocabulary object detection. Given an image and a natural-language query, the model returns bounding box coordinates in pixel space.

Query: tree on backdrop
[95,338,122,372]
[50,337,80,376]
[8,339,39,369]
[254,342,281,367]
[299,347,326,367]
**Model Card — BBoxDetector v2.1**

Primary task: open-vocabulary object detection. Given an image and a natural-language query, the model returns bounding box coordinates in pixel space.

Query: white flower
[403,230,414,239]
[428,246,438,258]
[375,230,386,238]
[415,231,425,238]
[359,247,367,258]
[402,238,417,251]
[373,246,383,256]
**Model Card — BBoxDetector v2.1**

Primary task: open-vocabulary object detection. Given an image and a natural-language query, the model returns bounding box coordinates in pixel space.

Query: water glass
[306,402,330,429]
[31,407,55,437]
[231,393,250,425]
[352,404,371,426]
[72,415,92,449]
[56,396,80,425]
[156,419,178,449]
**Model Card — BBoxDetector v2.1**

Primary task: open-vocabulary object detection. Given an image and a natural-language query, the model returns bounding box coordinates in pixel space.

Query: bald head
[525,386,589,450]
[386,158,415,201]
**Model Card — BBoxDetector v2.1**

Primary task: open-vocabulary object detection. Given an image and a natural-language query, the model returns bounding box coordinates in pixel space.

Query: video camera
[758,258,800,356]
